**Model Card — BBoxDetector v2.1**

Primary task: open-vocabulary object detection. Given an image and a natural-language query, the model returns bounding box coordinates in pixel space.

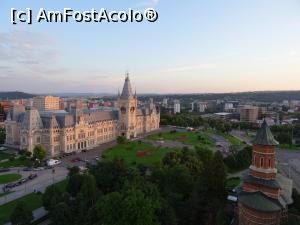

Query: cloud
[161,64,218,73]
[0,30,68,91]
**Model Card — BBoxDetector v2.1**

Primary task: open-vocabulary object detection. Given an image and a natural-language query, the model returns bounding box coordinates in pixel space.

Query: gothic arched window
[121,107,126,114]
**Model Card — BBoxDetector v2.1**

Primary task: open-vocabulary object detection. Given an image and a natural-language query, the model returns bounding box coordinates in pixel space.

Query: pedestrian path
[4,207,48,225]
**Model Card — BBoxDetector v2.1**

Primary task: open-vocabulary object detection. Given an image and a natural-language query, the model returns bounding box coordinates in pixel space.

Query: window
[260,158,264,168]
[268,159,272,168]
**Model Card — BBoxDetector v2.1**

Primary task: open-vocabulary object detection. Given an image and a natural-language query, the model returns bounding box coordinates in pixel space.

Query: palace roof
[120,74,134,99]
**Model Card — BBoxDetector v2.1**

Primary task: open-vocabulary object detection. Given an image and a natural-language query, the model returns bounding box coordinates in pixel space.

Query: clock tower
[118,73,137,139]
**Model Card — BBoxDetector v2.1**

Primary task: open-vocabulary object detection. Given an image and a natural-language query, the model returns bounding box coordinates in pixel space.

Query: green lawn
[0,152,12,161]
[0,173,22,184]
[219,133,244,145]
[0,158,31,168]
[148,131,213,146]
[55,179,68,192]
[0,193,43,224]
[103,141,178,166]
[279,144,300,150]
[0,179,68,224]
[226,177,241,191]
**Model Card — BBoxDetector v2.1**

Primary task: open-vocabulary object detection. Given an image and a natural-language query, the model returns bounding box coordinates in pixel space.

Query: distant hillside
[0,92,36,100]
[136,91,300,103]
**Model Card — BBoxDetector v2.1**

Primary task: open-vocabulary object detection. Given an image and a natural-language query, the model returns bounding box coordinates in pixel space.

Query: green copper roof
[239,191,283,212]
[252,120,279,146]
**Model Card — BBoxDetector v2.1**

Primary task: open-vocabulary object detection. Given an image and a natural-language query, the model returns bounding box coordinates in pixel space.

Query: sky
[0,0,300,94]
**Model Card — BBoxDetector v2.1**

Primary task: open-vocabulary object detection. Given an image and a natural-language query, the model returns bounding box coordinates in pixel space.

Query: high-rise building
[238,120,293,225]
[162,98,168,107]
[239,105,259,123]
[33,96,60,111]
[173,100,180,113]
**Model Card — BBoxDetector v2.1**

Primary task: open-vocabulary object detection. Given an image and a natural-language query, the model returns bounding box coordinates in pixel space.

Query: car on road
[33,167,45,171]
[0,168,10,173]
[28,174,37,179]
[23,167,33,171]
[46,159,61,166]
[71,157,81,163]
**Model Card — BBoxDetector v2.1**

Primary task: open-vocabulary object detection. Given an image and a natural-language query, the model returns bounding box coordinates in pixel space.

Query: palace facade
[4,75,160,157]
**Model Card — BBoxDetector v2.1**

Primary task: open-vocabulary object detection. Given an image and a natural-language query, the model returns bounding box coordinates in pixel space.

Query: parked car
[46,159,61,166]
[28,174,37,179]
[82,149,87,153]
[95,156,100,161]
[33,167,45,171]
[71,157,81,163]
[0,168,10,173]
[23,167,33,171]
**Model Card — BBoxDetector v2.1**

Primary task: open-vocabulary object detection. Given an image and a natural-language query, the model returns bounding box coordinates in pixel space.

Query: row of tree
[0,128,5,145]
[39,147,228,225]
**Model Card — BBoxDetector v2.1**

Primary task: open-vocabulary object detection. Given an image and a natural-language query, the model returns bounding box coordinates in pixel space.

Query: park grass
[219,133,244,146]
[103,141,178,166]
[0,152,13,161]
[148,131,213,146]
[54,179,68,192]
[0,158,31,168]
[0,173,22,184]
[0,178,68,224]
[278,144,300,150]
[225,177,241,191]
[0,192,43,224]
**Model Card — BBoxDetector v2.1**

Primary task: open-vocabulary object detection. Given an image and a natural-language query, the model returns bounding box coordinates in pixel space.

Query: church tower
[238,120,293,225]
[118,73,137,139]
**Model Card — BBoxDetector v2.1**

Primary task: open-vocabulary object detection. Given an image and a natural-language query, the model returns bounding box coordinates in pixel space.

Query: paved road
[230,129,300,192]
[4,207,48,225]
[0,167,68,205]
[210,133,231,155]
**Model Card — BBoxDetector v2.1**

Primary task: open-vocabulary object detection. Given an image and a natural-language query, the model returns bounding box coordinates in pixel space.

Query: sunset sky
[0,0,300,94]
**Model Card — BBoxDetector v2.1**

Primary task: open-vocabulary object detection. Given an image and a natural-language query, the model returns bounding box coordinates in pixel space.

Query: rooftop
[252,120,279,146]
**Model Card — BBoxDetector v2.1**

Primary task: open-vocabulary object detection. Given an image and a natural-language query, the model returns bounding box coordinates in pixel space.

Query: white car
[46,159,61,166]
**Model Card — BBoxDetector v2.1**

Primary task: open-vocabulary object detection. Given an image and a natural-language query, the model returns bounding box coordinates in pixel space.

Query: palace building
[238,120,293,225]
[4,75,160,157]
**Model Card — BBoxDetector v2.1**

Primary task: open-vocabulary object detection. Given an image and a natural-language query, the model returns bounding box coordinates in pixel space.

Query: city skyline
[1,0,300,93]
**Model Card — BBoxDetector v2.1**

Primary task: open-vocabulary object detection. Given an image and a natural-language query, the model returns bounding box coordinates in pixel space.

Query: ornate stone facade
[4,75,160,157]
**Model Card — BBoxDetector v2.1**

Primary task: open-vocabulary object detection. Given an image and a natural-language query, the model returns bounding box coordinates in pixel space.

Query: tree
[0,128,5,144]
[43,184,63,211]
[90,159,127,193]
[50,202,72,225]
[97,180,161,225]
[183,151,227,225]
[10,201,33,225]
[32,144,47,164]
[117,136,126,144]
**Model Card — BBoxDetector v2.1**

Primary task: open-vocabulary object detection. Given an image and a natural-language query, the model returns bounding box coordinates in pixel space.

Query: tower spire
[120,72,133,99]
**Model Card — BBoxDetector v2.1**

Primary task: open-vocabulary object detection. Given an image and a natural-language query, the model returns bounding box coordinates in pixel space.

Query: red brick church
[238,120,293,225]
